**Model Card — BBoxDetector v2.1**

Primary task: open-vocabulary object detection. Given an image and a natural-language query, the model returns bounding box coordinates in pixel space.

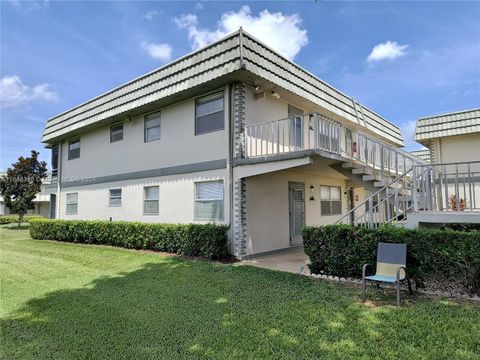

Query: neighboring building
[0,173,53,217]
[409,149,431,163]
[42,29,425,258]
[414,108,480,164]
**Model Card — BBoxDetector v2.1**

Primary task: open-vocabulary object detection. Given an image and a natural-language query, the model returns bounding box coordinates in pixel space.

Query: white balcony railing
[244,113,426,175]
[245,113,341,158]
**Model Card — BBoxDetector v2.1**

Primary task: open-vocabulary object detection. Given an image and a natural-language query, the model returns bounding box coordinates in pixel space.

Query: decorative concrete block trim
[233,82,246,159]
[233,177,247,257]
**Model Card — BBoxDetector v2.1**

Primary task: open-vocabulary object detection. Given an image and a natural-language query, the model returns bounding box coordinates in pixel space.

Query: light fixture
[309,185,315,201]
[270,90,280,99]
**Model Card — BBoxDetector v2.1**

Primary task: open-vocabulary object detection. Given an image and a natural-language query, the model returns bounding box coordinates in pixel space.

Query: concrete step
[341,162,354,169]
[352,167,372,175]
[363,174,382,182]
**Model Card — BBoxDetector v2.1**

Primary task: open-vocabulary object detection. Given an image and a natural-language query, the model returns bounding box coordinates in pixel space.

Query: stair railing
[244,113,427,175]
[335,169,414,229]
[337,161,480,228]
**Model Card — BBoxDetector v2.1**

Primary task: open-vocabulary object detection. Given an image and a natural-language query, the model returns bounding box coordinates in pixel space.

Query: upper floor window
[66,193,78,215]
[109,189,122,207]
[194,180,224,221]
[51,146,59,176]
[144,112,161,142]
[110,124,123,143]
[143,186,159,214]
[320,185,342,216]
[68,139,80,160]
[195,92,224,135]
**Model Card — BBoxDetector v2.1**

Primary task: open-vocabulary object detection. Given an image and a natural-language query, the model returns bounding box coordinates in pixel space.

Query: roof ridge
[418,108,480,121]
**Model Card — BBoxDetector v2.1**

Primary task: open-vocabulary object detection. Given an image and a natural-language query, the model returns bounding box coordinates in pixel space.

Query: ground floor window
[66,193,78,215]
[195,180,224,221]
[143,186,159,214]
[320,185,342,215]
[109,189,122,207]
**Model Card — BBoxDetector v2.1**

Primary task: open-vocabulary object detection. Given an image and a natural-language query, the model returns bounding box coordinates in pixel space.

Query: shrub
[0,214,44,224]
[29,219,229,260]
[303,225,480,295]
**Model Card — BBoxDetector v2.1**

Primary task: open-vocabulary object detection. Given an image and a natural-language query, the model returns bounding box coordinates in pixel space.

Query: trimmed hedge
[0,214,44,224]
[29,219,229,260]
[303,225,480,295]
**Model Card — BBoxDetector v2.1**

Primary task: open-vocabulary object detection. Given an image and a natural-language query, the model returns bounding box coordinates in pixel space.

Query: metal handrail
[335,169,413,228]
[337,160,480,228]
[244,113,427,173]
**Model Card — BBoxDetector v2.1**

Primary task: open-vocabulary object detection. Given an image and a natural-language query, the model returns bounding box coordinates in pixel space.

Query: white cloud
[0,75,58,108]
[174,5,308,60]
[141,41,172,62]
[367,41,409,63]
[194,2,204,11]
[144,10,161,21]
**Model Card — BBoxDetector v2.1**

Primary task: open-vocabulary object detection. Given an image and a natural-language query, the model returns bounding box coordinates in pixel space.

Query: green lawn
[1,228,479,360]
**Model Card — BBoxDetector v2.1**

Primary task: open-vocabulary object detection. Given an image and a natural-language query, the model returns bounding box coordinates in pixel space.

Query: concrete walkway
[242,247,310,275]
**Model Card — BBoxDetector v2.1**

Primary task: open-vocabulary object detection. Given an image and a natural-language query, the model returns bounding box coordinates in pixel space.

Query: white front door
[289,182,305,246]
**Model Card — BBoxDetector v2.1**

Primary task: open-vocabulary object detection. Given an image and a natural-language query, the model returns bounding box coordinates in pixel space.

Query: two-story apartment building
[43,29,420,259]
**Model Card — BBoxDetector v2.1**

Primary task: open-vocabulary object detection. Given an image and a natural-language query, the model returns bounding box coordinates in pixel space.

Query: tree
[0,151,48,228]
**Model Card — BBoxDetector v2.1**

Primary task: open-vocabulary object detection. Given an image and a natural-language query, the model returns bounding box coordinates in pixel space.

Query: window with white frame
[68,139,80,160]
[110,124,123,143]
[143,186,159,214]
[66,193,78,215]
[195,180,224,221]
[195,92,224,135]
[109,189,122,207]
[320,186,342,216]
[144,112,161,142]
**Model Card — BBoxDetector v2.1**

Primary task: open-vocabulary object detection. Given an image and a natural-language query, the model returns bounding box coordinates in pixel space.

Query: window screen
[143,186,159,214]
[195,92,224,135]
[195,180,224,220]
[109,189,122,207]
[68,139,80,160]
[144,112,161,142]
[110,124,123,143]
[320,186,342,215]
[66,193,78,215]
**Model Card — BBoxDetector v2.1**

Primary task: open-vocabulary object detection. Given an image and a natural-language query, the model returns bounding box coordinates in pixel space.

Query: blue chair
[362,242,413,307]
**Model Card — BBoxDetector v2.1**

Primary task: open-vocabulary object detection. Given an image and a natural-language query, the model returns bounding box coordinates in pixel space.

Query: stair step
[352,167,372,175]
[363,174,382,182]
[342,162,354,169]
[374,181,387,187]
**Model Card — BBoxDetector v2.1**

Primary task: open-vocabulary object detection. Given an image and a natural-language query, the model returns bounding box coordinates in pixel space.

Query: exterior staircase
[244,112,480,228]
[336,161,480,228]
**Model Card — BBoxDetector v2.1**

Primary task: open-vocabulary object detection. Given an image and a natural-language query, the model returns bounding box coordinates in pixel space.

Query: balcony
[244,113,425,177]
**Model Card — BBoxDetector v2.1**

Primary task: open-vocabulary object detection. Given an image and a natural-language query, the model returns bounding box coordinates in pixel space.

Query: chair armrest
[396,266,407,281]
[362,264,370,279]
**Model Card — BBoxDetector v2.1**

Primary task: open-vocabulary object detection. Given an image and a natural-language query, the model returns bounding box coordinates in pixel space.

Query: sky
[1,0,479,171]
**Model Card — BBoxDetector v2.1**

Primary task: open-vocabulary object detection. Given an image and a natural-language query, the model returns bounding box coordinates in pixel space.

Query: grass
[1,227,479,360]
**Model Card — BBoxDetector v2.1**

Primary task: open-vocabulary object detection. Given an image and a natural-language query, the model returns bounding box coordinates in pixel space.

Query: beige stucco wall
[244,168,363,255]
[244,85,289,126]
[58,169,229,224]
[59,87,230,179]
[432,133,480,164]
